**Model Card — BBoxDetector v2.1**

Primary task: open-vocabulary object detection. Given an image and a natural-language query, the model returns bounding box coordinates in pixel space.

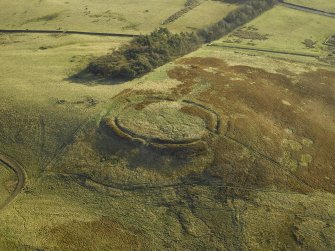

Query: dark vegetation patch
[86,0,277,80]
[197,0,277,42]
[180,105,217,132]
[231,27,269,40]
[185,0,199,7]
[302,39,316,48]
[168,57,335,193]
[161,0,200,25]
[24,12,61,24]
[133,99,158,110]
[215,0,248,3]
[46,218,142,251]
[55,97,98,107]
[87,28,200,79]
[325,34,335,47]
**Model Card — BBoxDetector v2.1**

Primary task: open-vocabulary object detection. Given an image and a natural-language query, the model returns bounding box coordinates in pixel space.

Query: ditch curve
[0,153,26,211]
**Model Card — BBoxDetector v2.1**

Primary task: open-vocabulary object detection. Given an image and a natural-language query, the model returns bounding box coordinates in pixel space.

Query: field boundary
[0,153,26,211]
[0,29,140,37]
[279,1,335,18]
[208,44,320,58]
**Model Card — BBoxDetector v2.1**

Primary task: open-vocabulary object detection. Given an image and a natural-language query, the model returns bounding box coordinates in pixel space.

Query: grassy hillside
[0,33,136,177]
[0,0,335,250]
[0,0,184,33]
[0,0,239,33]
[1,41,334,249]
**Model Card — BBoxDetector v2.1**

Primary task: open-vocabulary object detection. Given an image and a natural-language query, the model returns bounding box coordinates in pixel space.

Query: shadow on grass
[67,69,128,86]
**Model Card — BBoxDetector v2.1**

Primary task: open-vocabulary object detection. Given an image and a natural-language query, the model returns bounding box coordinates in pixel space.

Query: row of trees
[87,0,277,79]
[198,0,277,42]
[88,28,200,79]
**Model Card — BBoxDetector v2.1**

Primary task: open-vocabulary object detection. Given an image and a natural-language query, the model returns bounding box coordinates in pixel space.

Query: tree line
[87,0,277,79]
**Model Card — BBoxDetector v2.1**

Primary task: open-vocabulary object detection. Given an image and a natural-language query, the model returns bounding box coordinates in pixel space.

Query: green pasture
[214,5,335,57]
[285,0,335,12]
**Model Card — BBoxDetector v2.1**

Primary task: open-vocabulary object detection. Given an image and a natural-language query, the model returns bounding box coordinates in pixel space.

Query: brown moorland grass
[46,217,142,251]
[180,105,218,132]
[168,57,335,193]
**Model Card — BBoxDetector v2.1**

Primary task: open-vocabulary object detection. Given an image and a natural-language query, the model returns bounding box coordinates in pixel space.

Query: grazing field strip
[0,29,140,37]
[208,44,319,58]
[0,153,26,211]
[279,1,335,18]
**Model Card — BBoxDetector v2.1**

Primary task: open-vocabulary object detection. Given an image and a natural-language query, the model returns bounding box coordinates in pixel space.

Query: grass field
[1,0,335,250]
[0,0,183,33]
[285,0,335,12]
[0,0,238,34]
[215,5,335,56]
[32,43,334,250]
[0,33,135,177]
[166,0,238,32]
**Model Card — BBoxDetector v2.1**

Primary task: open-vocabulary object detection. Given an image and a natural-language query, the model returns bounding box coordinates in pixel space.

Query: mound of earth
[103,98,219,151]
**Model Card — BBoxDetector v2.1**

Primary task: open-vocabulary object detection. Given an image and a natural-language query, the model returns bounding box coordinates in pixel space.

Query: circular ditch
[104,98,219,152]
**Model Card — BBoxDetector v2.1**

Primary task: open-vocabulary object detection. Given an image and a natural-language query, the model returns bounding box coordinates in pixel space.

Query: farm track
[0,153,25,211]
[280,1,335,18]
[0,29,140,37]
[208,44,319,58]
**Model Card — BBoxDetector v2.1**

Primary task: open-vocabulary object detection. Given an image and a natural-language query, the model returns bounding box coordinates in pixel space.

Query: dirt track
[0,153,25,211]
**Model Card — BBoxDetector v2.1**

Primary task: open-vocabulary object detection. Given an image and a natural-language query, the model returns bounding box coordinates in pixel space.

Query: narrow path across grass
[0,153,26,211]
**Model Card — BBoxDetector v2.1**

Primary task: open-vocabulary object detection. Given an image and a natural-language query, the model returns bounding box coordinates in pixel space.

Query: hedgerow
[87,0,277,79]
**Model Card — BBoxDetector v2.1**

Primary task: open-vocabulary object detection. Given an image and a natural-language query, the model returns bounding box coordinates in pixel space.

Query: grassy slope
[286,0,335,12]
[0,0,185,33]
[2,43,332,250]
[216,5,335,56]
[0,33,136,178]
[0,1,335,250]
[0,0,238,34]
